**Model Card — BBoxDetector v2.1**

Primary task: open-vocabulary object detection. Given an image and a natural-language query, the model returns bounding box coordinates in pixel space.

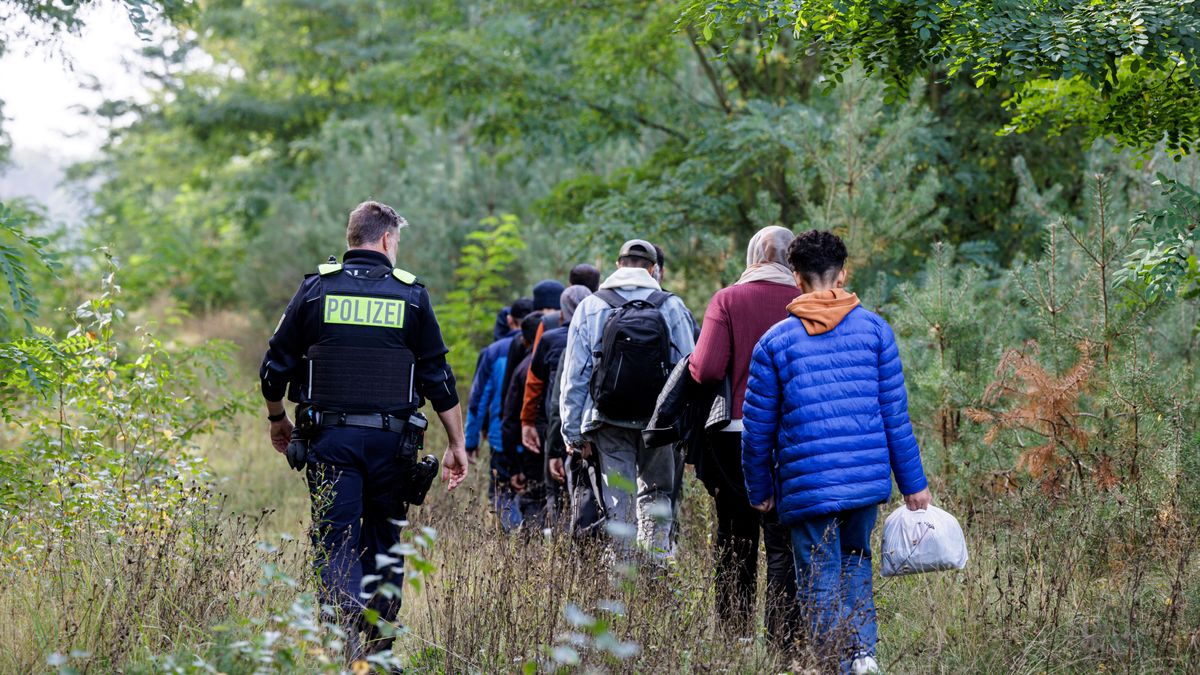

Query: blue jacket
[465,330,519,461]
[742,304,927,524]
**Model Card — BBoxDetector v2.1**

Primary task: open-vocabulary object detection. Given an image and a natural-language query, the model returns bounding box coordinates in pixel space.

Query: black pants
[516,437,566,531]
[306,426,410,656]
[698,432,799,645]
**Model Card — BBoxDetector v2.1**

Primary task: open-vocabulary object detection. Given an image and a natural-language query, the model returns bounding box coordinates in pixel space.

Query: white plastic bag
[880,504,968,577]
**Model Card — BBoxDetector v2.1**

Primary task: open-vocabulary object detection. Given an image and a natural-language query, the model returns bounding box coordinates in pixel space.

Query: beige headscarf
[736,226,798,286]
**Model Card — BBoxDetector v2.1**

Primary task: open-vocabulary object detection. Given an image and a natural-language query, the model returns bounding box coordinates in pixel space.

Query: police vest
[304,260,422,414]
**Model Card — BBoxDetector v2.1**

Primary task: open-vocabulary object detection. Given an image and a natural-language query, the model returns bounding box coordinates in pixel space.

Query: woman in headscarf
[689,225,801,644]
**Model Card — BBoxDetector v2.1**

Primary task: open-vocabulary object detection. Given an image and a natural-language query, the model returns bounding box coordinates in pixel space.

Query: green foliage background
[52,0,1140,316]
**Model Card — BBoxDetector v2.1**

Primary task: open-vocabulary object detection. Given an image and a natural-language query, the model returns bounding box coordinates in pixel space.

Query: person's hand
[751,497,774,514]
[568,441,594,459]
[441,442,469,491]
[269,417,294,454]
[510,473,527,492]
[521,425,542,454]
[904,487,932,511]
[466,448,480,465]
[548,457,566,483]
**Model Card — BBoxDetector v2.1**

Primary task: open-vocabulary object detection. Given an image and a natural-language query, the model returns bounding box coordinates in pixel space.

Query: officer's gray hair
[346,201,408,247]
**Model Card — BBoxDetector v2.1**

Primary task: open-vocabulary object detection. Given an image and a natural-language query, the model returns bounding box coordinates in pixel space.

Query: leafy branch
[680,0,1200,153]
[0,200,59,333]
[439,214,527,380]
[1115,175,1200,321]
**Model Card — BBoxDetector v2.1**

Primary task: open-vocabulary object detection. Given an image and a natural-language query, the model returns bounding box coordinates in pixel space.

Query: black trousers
[698,432,799,644]
[306,426,410,656]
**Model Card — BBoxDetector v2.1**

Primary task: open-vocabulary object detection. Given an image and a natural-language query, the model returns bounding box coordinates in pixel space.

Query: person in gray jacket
[559,239,696,563]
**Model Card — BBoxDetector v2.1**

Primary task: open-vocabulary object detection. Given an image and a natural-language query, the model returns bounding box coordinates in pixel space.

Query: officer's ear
[382,229,398,260]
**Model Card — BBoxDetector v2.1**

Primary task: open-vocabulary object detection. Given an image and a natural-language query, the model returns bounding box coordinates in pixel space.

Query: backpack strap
[594,289,671,308]
[593,289,627,308]
[644,290,672,308]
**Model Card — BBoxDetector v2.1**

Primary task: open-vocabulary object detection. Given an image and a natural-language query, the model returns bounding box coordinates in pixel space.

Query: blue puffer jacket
[742,297,927,524]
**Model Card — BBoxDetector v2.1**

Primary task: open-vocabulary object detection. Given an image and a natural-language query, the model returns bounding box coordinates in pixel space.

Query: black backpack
[589,289,674,420]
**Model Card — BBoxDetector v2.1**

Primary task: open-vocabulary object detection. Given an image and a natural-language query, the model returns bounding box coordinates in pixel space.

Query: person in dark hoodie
[501,279,563,410]
[466,298,534,532]
[519,282,593,455]
[689,226,801,644]
[519,274,587,455]
[502,313,547,527]
[522,285,593,523]
[742,230,931,675]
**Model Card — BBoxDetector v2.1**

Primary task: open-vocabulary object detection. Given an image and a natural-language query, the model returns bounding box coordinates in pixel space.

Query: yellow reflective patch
[323,295,406,328]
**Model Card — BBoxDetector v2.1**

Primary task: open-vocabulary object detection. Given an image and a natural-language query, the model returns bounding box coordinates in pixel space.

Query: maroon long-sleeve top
[689,280,800,419]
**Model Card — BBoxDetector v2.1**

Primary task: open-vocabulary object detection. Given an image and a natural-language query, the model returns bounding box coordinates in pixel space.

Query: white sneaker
[850,655,880,674]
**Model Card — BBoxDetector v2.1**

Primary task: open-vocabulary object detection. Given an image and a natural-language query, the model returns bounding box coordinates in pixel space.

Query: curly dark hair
[787,229,848,285]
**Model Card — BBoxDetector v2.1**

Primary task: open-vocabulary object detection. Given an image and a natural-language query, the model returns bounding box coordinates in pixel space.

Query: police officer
[260,201,468,658]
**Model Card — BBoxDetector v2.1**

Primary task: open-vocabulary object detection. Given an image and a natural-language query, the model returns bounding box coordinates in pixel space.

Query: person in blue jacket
[465,297,534,531]
[742,230,932,674]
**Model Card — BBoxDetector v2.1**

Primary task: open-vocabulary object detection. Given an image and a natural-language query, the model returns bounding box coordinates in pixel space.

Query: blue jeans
[491,477,524,532]
[790,504,879,667]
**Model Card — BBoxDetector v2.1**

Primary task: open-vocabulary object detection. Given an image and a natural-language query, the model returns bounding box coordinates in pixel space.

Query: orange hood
[787,289,861,335]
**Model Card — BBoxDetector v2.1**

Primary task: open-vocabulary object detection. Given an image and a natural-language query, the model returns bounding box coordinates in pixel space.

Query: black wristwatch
[267,411,287,422]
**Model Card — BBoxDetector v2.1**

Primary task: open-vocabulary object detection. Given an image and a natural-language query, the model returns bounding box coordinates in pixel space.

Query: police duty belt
[315,411,409,434]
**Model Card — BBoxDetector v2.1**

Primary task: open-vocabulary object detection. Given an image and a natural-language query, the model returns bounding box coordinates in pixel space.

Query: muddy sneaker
[850,655,880,674]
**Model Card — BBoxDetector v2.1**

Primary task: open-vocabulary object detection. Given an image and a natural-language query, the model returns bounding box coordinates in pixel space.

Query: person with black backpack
[559,239,696,564]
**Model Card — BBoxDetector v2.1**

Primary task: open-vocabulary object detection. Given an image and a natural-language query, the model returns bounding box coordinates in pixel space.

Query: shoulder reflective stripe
[274,313,286,334]
[318,262,343,276]
[323,294,406,328]
[392,268,417,284]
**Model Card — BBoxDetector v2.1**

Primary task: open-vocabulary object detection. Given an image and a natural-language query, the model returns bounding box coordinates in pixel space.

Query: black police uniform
[260,249,458,646]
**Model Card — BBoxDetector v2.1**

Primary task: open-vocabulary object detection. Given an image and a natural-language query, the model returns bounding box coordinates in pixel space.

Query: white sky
[0,2,157,218]
[0,2,150,159]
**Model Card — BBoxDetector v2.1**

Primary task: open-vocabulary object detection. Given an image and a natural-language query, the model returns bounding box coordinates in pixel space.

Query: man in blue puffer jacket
[742,230,932,674]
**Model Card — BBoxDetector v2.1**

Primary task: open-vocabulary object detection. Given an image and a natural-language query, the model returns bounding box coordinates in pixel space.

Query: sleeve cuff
[897,473,928,496]
[261,381,287,403]
[429,390,460,413]
[747,487,772,506]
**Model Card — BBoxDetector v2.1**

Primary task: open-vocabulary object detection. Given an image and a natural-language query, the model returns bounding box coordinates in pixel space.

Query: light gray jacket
[559,267,696,446]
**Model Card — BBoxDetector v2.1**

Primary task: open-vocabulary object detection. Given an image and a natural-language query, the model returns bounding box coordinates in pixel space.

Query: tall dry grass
[201,413,1199,673]
[2,409,1195,673]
